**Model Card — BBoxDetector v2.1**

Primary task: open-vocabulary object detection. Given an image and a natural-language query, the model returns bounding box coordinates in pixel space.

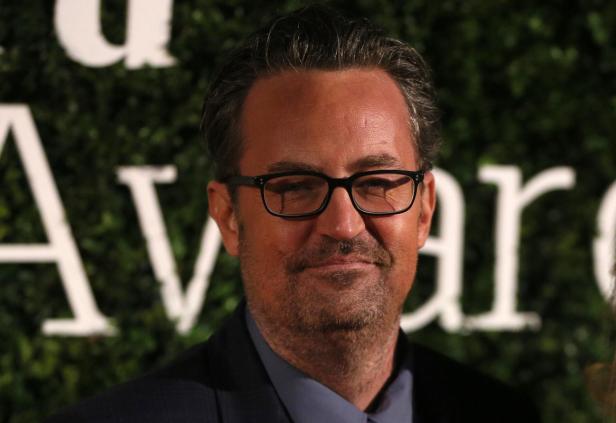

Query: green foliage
[1,1,615,421]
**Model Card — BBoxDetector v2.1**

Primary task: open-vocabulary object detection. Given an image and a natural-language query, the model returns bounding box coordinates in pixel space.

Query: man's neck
[255,314,401,411]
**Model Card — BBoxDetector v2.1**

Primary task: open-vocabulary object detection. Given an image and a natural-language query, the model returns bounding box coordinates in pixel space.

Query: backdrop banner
[1,1,615,421]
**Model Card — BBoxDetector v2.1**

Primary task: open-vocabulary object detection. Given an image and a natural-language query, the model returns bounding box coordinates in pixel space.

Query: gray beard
[283,268,392,334]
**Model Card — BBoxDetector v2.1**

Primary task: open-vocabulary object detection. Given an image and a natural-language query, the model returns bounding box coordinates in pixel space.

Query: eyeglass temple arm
[222,175,262,187]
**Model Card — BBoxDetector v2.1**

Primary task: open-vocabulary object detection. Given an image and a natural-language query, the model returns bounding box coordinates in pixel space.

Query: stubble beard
[241,232,406,341]
[285,264,392,334]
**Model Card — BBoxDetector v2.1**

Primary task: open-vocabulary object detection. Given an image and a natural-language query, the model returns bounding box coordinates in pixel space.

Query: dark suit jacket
[47,304,540,422]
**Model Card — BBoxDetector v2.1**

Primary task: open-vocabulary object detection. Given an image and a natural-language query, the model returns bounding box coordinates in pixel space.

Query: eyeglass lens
[263,173,416,216]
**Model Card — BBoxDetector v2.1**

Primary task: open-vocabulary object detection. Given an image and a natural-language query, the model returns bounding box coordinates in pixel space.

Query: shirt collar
[245,309,413,423]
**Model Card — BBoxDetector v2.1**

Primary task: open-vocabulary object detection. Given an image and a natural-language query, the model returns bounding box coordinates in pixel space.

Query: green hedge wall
[1,1,615,421]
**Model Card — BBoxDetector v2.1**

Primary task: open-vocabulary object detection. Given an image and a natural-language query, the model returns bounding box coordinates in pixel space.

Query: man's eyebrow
[350,154,403,171]
[266,154,403,174]
[267,161,324,173]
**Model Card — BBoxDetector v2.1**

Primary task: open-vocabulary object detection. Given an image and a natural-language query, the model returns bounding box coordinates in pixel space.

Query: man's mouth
[285,238,393,274]
[301,256,378,272]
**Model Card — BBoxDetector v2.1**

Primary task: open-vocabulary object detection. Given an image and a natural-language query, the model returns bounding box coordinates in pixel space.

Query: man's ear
[417,170,436,249]
[207,181,240,257]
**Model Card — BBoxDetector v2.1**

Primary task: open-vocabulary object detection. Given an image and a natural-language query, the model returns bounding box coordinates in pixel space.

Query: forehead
[239,68,416,174]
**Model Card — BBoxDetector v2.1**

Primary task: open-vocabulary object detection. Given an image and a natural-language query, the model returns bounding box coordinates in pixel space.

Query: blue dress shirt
[245,310,413,423]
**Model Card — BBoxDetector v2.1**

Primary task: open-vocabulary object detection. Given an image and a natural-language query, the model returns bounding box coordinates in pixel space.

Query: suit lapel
[204,302,292,423]
[407,340,461,423]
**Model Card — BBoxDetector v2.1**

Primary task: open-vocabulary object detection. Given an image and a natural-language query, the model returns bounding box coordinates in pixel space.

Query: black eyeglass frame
[223,169,425,218]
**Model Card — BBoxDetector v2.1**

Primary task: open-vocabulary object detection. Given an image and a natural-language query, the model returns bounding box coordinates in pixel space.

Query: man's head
[206,6,438,339]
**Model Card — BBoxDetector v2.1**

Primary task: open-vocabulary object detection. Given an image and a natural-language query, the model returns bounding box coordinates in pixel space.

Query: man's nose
[314,187,366,240]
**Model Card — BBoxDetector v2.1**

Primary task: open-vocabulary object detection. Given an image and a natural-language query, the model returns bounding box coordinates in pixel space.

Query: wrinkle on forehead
[239,68,417,174]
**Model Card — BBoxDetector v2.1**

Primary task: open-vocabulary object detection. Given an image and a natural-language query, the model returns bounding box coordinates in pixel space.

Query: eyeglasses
[223,169,424,218]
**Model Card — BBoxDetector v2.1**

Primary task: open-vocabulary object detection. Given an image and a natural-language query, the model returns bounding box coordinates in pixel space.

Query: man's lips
[284,238,393,274]
[301,257,378,271]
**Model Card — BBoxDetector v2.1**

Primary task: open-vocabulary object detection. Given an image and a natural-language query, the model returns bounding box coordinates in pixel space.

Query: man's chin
[307,310,383,333]
[286,288,389,334]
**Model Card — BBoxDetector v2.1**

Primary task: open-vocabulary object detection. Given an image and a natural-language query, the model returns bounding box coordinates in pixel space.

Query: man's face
[208,69,435,335]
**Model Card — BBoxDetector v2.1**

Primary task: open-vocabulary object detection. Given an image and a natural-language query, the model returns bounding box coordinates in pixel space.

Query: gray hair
[201,4,441,181]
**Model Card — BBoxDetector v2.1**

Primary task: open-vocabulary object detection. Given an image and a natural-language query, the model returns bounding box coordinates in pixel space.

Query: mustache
[285,237,393,274]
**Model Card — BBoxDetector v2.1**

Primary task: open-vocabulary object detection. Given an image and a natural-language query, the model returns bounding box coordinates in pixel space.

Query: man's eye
[277,183,310,193]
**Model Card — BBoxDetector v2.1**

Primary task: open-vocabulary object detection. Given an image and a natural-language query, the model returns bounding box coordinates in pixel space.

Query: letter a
[0,105,113,336]
[54,0,176,68]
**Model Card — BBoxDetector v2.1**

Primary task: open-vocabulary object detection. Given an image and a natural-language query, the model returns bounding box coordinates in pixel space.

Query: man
[48,5,539,422]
